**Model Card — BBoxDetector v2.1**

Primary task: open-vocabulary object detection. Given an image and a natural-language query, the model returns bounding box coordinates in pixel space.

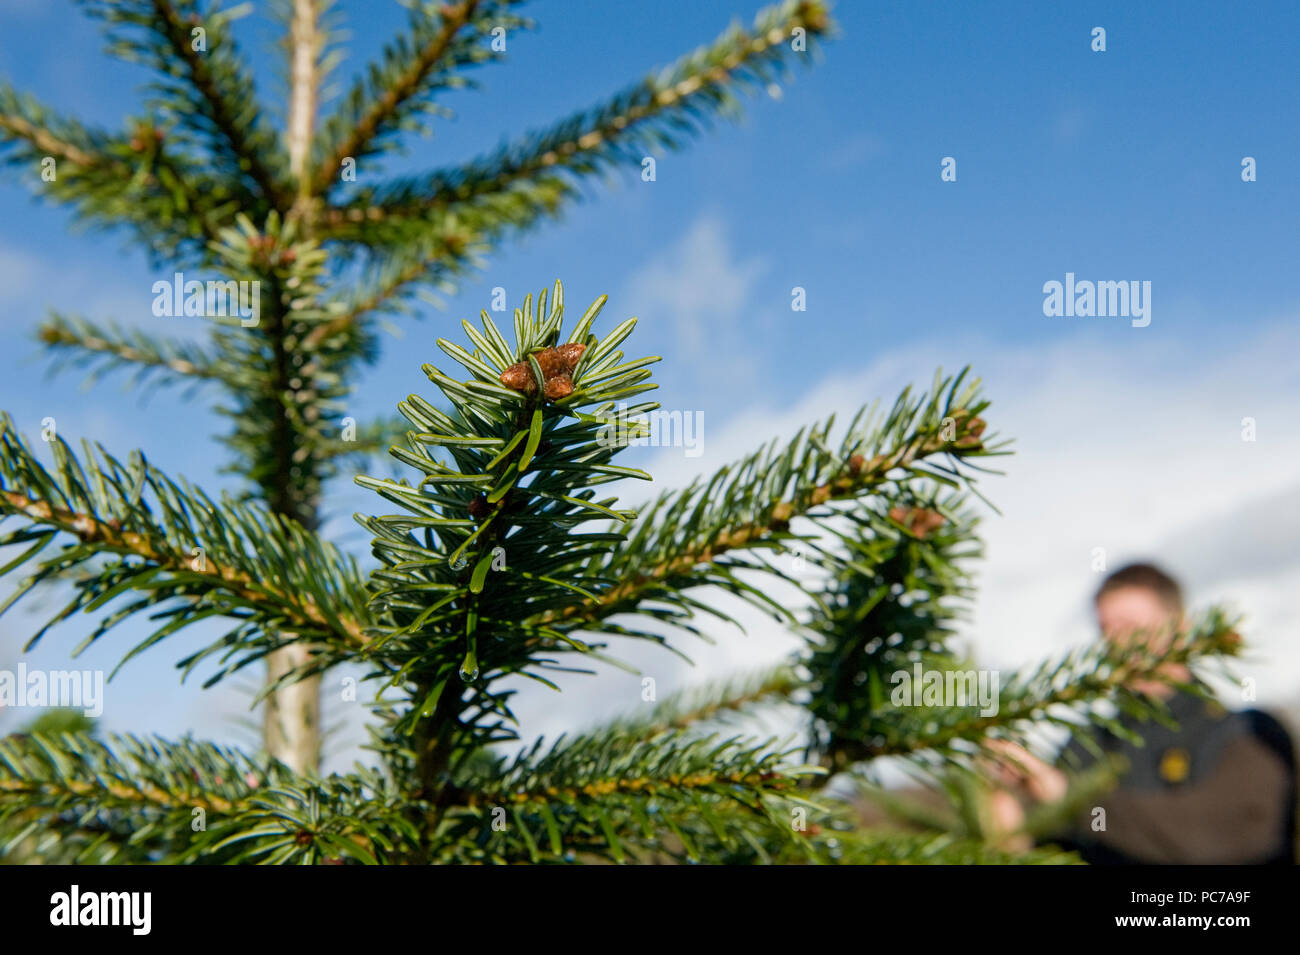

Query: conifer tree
[0,279,1243,863]
[0,0,834,773]
[0,3,1246,865]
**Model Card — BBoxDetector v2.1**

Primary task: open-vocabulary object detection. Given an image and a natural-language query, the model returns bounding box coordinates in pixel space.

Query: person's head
[1094,562,1184,650]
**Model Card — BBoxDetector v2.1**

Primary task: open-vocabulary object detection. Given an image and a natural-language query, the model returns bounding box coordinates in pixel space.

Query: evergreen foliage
[0,282,1244,863]
[0,0,834,773]
[0,2,1245,863]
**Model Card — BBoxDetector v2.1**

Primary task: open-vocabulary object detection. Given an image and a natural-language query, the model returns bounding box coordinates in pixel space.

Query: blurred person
[989,563,1297,864]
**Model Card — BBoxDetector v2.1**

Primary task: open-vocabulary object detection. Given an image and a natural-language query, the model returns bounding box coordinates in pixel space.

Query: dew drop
[460,636,479,681]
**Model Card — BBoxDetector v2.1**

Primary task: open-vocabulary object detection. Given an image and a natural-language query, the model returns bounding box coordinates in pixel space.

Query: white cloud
[623,216,767,389]
[817,131,885,171]
[0,245,43,305]
[1053,107,1088,144]
[0,240,159,331]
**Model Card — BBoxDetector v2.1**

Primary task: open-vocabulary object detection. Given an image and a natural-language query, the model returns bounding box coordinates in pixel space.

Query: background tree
[0,0,833,774]
[0,281,1245,863]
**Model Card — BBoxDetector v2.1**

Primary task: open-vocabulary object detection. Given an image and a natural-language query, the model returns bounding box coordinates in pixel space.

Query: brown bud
[913,509,945,538]
[499,361,538,394]
[848,453,865,476]
[533,347,566,379]
[499,344,586,400]
[555,342,586,370]
[543,373,574,400]
[771,500,794,528]
[468,495,489,520]
[889,506,946,539]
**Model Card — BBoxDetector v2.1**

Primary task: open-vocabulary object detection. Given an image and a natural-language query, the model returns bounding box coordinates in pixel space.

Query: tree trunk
[263,644,321,775]
[263,0,323,776]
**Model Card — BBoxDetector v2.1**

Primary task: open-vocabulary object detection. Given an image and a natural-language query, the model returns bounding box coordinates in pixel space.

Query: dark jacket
[1051,692,1297,865]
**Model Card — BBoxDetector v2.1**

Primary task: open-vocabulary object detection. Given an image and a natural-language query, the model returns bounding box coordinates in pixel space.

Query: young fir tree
[0,5,1246,865]
[0,0,833,774]
[0,281,1244,863]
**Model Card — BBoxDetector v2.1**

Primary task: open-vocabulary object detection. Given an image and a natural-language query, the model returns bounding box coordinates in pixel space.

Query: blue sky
[2,0,1298,769]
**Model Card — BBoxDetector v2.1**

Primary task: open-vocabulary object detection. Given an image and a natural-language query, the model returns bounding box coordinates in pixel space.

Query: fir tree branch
[0,732,261,816]
[149,0,287,206]
[0,414,373,675]
[37,313,223,390]
[533,370,996,635]
[0,105,98,168]
[0,85,235,257]
[320,0,832,232]
[825,610,1244,770]
[802,491,983,765]
[0,732,415,864]
[311,0,527,196]
[443,728,819,864]
[443,723,1074,864]
[77,0,289,208]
